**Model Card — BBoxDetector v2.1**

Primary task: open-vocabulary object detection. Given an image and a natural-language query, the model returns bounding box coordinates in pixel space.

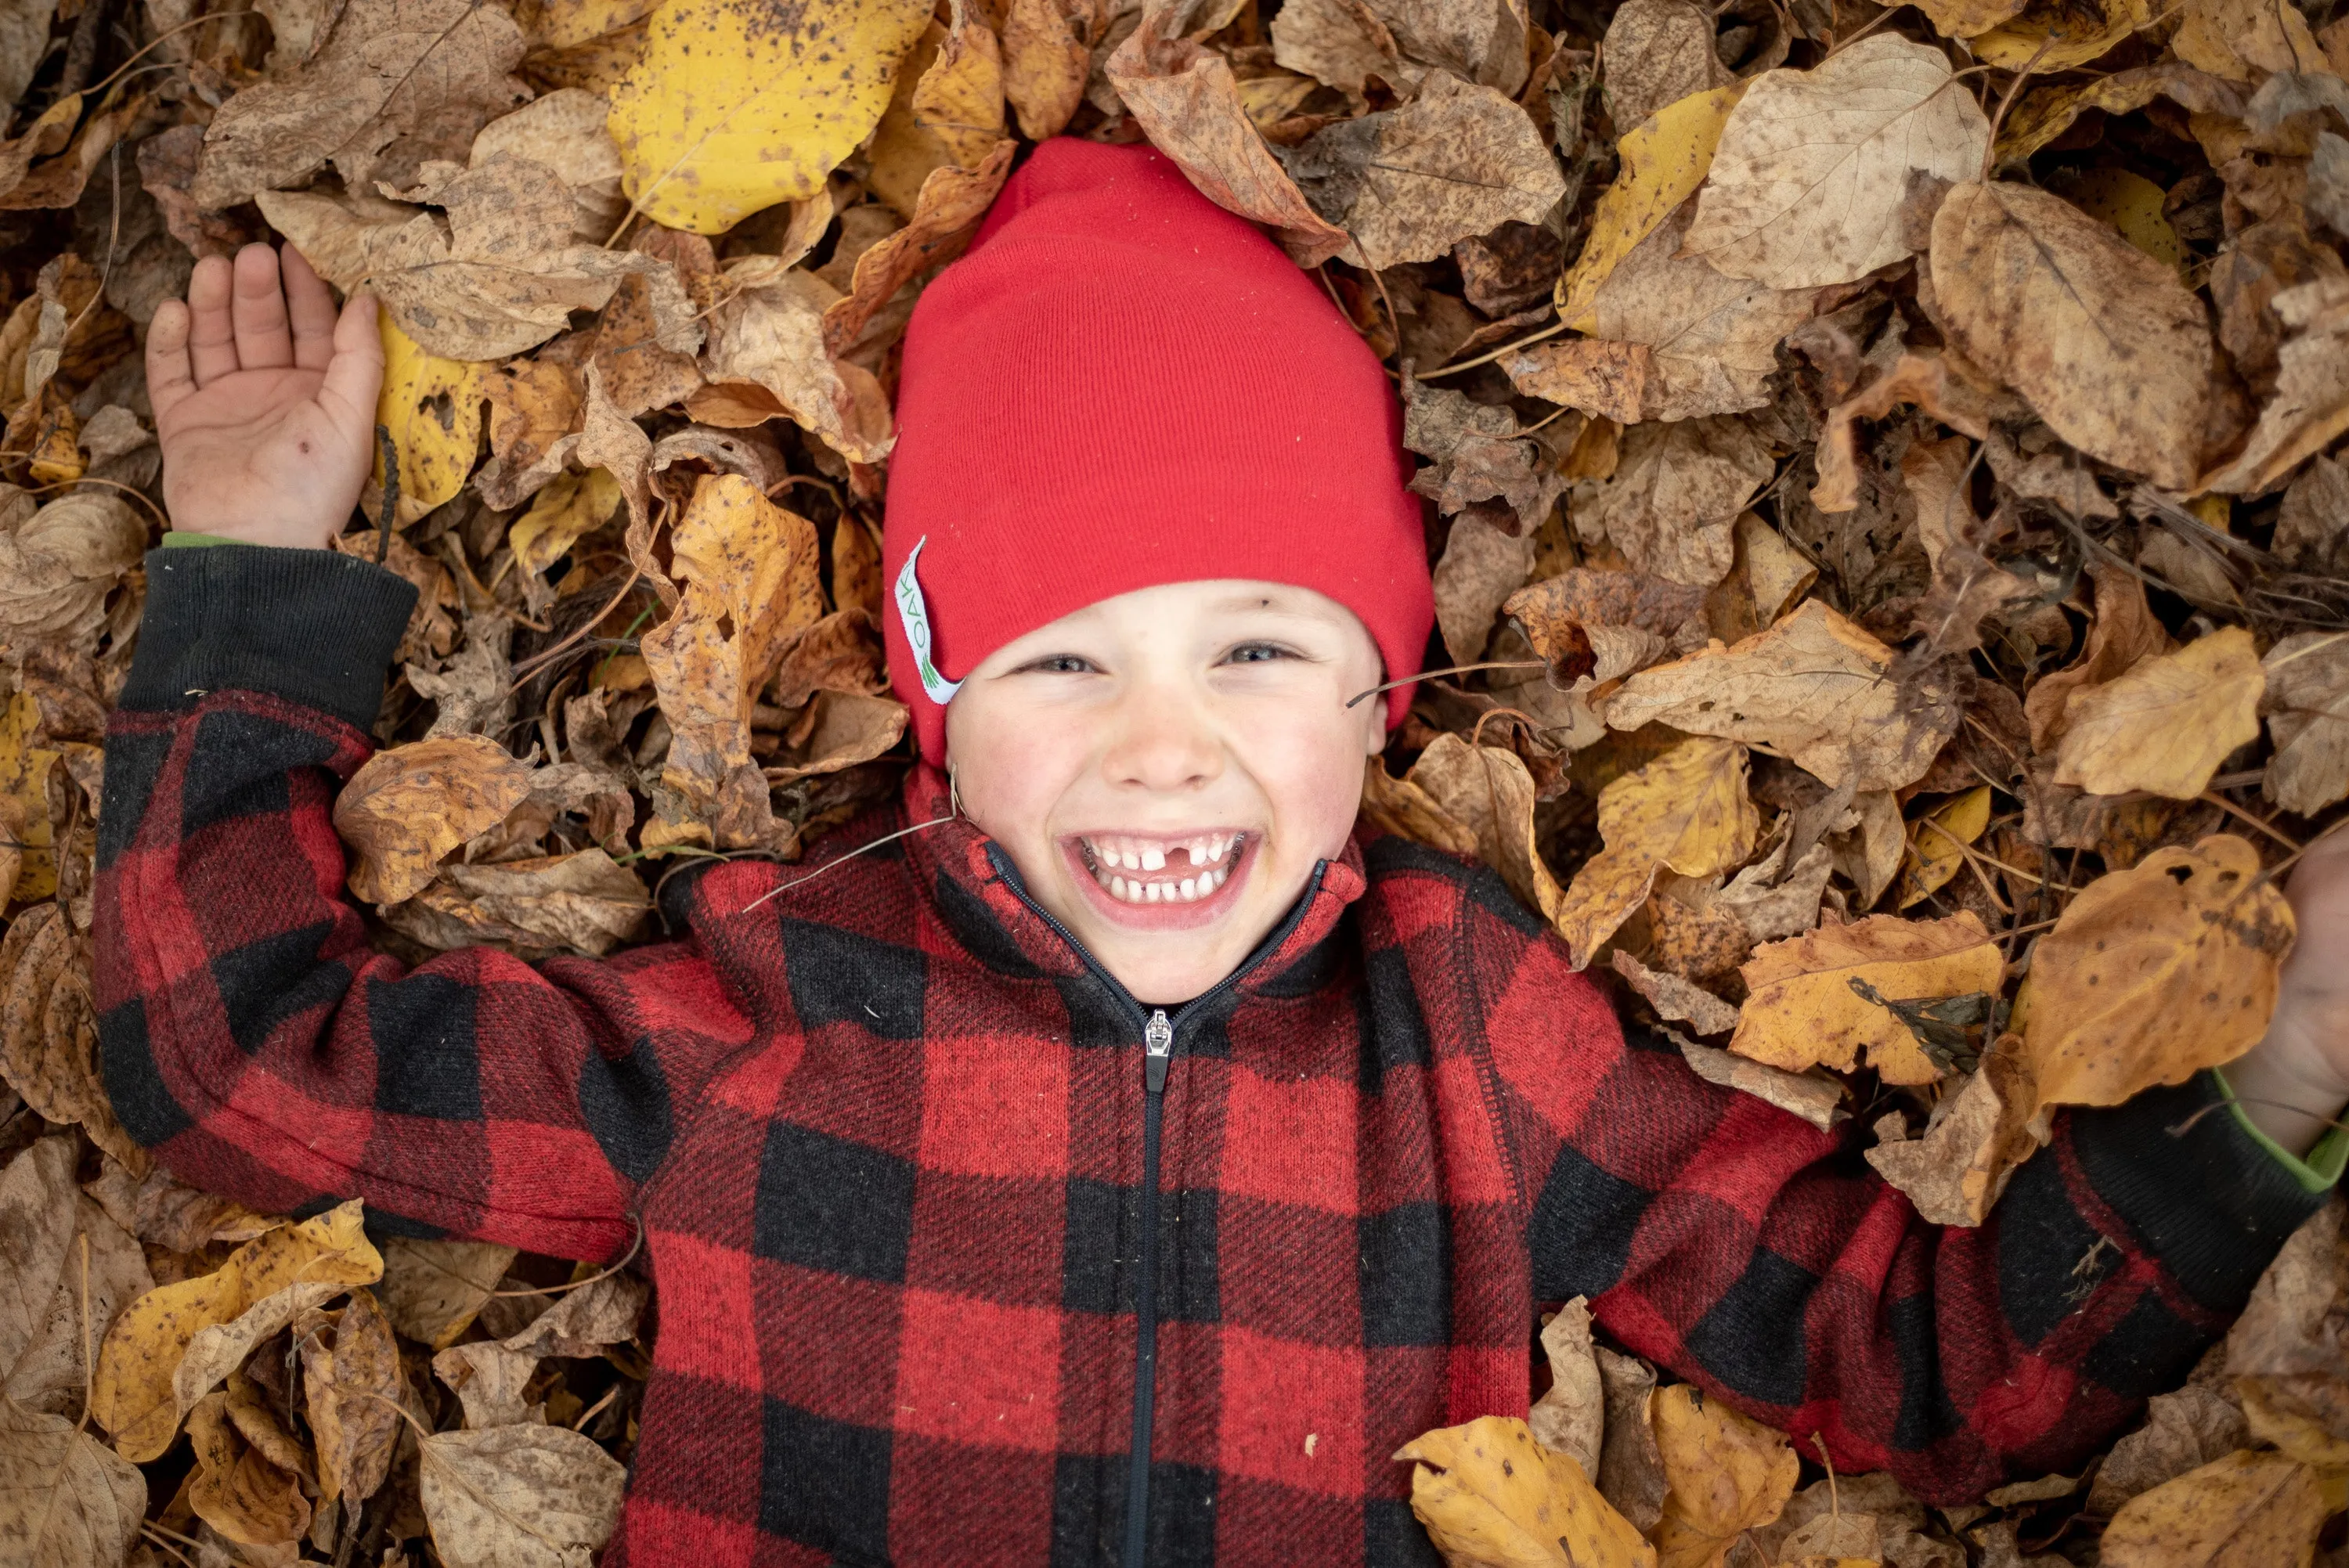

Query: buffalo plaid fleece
[95,545,2326,1567]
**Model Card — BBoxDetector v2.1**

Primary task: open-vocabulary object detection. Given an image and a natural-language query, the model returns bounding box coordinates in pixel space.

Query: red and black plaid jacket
[94,545,2322,1567]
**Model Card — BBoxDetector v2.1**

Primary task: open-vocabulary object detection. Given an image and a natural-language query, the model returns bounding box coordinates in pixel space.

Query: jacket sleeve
[1467,875,2329,1503]
[92,545,751,1261]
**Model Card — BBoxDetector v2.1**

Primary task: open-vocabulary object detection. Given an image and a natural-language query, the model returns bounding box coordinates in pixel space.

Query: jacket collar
[895,765,1369,999]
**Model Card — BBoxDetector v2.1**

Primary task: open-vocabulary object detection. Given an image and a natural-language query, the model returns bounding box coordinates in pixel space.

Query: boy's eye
[1222,643,1297,665]
[1019,654,1097,674]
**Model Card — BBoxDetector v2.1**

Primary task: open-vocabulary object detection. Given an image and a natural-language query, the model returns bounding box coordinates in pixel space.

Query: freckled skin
[946,579,1387,1007]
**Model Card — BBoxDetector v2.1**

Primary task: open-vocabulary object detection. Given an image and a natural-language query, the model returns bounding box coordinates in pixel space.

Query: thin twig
[74,1233,91,1433]
[508,564,646,688]
[1415,316,1570,379]
[1346,661,1545,708]
[20,474,168,531]
[2199,790,2300,852]
[572,1382,621,1431]
[739,812,961,911]
[488,1213,645,1297]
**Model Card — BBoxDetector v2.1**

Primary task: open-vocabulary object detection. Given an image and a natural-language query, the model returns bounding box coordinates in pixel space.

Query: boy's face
[945,579,1390,1005]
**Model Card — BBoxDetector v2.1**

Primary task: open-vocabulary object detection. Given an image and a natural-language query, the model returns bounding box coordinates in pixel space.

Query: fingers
[182,252,240,386]
[145,297,197,424]
[230,243,295,372]
[316,290,385,452]
[282,244,339,373]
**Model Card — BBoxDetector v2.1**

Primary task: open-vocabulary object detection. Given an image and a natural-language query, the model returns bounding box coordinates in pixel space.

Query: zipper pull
[1144,1008,1173,1094]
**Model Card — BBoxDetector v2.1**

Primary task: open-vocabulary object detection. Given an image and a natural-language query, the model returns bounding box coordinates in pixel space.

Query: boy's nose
[1099,682,1223,792]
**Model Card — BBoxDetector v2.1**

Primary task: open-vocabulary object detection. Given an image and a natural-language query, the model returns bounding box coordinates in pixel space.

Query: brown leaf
[1551,737,1756,968]
[1600,0,1731,131]
[2052,627,2264,799]
[868,0,1008,215]
[1672,1029,1846,1130]
[2257,630,2349,815]
[187,1390,312,1545]
[1281,72,1567,269]
[335,735,537,907]
[1588,199,1821,421]
[824,142,1016,359]
[3,1192,153,1418]
[0,1137,79,1377]
[1105,2,1351,266]
[2098,1451,2333,1568]
[1529,1296,1604,1481]
[1502,339,1652,425]
[1004,0,1106,137]
[418,1422,629,1568]
[1361,755,1481,857]
[467,88,630,242]
[304,1288,408,1508]
[1406,734,1566,921]
[1612,950,1741,1035]
[1434,510,1539,661]
[2199,276,2349,496]
[1268,0,1413,103]
[1607,600,1966,793]
[2022,834,2293,1112]
[192,0,532,208]
[1595,1348,1668,1534]
[691,270,896,464]
[1585,417,1774,589]
[378,1238,522,1351]
[476,357,586,510]
[1930,180,2215,492]
[760,690,910,786]
[1810,353,1997,515]
[2024,563,2168,752]
[0,1400,146,1567]
[2085,1386,2253,1517]
[387,848,655,958]
[1864,1031,2044,1224]
[1732,910,2004,1083]
[0,490,146,651]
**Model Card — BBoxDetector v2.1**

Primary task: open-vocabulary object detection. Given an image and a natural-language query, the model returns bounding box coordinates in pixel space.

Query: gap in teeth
[1088,842,1234,903]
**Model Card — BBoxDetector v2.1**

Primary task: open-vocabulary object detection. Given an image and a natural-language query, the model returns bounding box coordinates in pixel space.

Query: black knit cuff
[2069,1071,2328,1315]
[120,546,418,731]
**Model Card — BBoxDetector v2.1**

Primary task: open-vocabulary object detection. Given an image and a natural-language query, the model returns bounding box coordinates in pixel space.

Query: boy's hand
[2226,828,2349,1158]
[146,243,384,550]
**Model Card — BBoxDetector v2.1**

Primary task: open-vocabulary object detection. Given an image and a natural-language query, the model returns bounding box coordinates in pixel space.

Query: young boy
[98,137,2349,1566]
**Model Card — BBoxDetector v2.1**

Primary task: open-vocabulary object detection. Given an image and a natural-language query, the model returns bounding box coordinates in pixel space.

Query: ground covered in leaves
[0,0,2347,1555]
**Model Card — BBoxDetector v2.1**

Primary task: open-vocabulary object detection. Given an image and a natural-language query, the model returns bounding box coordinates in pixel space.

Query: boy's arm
[1478,907,2331,1501]
[94,544,749,1261]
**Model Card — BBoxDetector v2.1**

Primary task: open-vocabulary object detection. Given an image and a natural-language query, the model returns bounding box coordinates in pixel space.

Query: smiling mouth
[1076,831,1247,904]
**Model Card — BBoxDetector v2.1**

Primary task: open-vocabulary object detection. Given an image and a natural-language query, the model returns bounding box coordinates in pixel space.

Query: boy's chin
[1048,842,1286,1003]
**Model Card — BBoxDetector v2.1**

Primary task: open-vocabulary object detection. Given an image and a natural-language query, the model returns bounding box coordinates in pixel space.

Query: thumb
[318,290,385,452]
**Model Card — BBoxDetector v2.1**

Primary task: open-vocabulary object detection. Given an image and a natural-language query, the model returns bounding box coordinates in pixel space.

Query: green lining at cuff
[159,531,251,548]
[2213,1066,2348,1195]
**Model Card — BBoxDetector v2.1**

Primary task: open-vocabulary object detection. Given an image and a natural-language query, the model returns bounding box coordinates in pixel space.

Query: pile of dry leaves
[0,0,2347,1552]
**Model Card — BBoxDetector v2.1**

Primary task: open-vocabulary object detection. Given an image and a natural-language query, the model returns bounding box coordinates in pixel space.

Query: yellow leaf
[640,473,825,847]
[373,315,485,527]
[605,0,933,234]
[2099,1450,2332,1567]
[1552,737,1757,969]
[866,0,1005,218]
[2052,627,2265,798]
[0,690,59,902]
[509,468,623,579]
[1649,1384,1799,1568]
[1395,1415,1658,1568]
[1730,911,2004,1084]
[1557,85,1742,331]
[1968,0,2150,67]
[92,1200,382,1463]
[187,1391,311,1546]
[334,735,538,907]
[1896,786,1991,909]
[2021,834,2293,1112]
[2051,167,2184,273]
[529,0,662,49]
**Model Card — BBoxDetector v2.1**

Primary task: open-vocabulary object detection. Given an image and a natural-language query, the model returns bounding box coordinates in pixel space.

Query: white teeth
[1110,875,1128,899]
[1140,845,1165,871]
[1180,878,1197,899]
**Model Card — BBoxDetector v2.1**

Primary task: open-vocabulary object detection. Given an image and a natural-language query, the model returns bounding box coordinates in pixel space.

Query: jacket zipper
[983,848,1329,1566]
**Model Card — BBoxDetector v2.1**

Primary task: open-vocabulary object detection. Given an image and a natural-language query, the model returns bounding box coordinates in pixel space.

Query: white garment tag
[893,536,962,705]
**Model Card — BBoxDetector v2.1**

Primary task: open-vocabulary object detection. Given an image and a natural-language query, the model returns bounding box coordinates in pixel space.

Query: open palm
[146,243,384,550]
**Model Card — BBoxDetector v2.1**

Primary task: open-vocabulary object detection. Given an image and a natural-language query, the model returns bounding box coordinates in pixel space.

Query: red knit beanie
[880,136,1434,766]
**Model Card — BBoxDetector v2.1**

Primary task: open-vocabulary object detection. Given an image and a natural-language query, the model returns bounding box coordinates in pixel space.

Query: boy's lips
[1061,831,1255,930]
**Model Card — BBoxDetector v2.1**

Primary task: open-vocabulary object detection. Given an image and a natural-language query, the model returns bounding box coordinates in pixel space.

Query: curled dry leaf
[92,1199,383,1462]
[419,1422,630,1568]
[304,1287,408,1508]
[2086,1385,2253,1516]
[2051,625,2265,799]
[824,141,1017,359]
[2024,563,2169,750]
[2021,834,2293,1112]
[1648,1382,1799,1568]
[1557,87,1741,332]
[2261,629,2349,814]
[1613,950,1741,1035]
[1106,2,1351,266]
[1673,1029,1845,1130]
[1685,35,1990,290]
[1433,510,1539,662]
[1607,600,1966,794]
[1552,737,1756,969]
[1895,784,1991,909]
[0,490,144,651]
[691,269,897,463]
[1730,910,2004,1084]
[1406,734,1564,921]
[335,734,536,906]
[867,0,1008,215]
[186,1389,312,1545]
[2199,276,2349,496]
[1395,1415,1658,1568]
[604,0,933,233]
[1529,1296,1604,1481]
[387,848,655,958]
[1864,1030,2044,1224]
[642,473,827,847]
[1930,180,2215,492]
